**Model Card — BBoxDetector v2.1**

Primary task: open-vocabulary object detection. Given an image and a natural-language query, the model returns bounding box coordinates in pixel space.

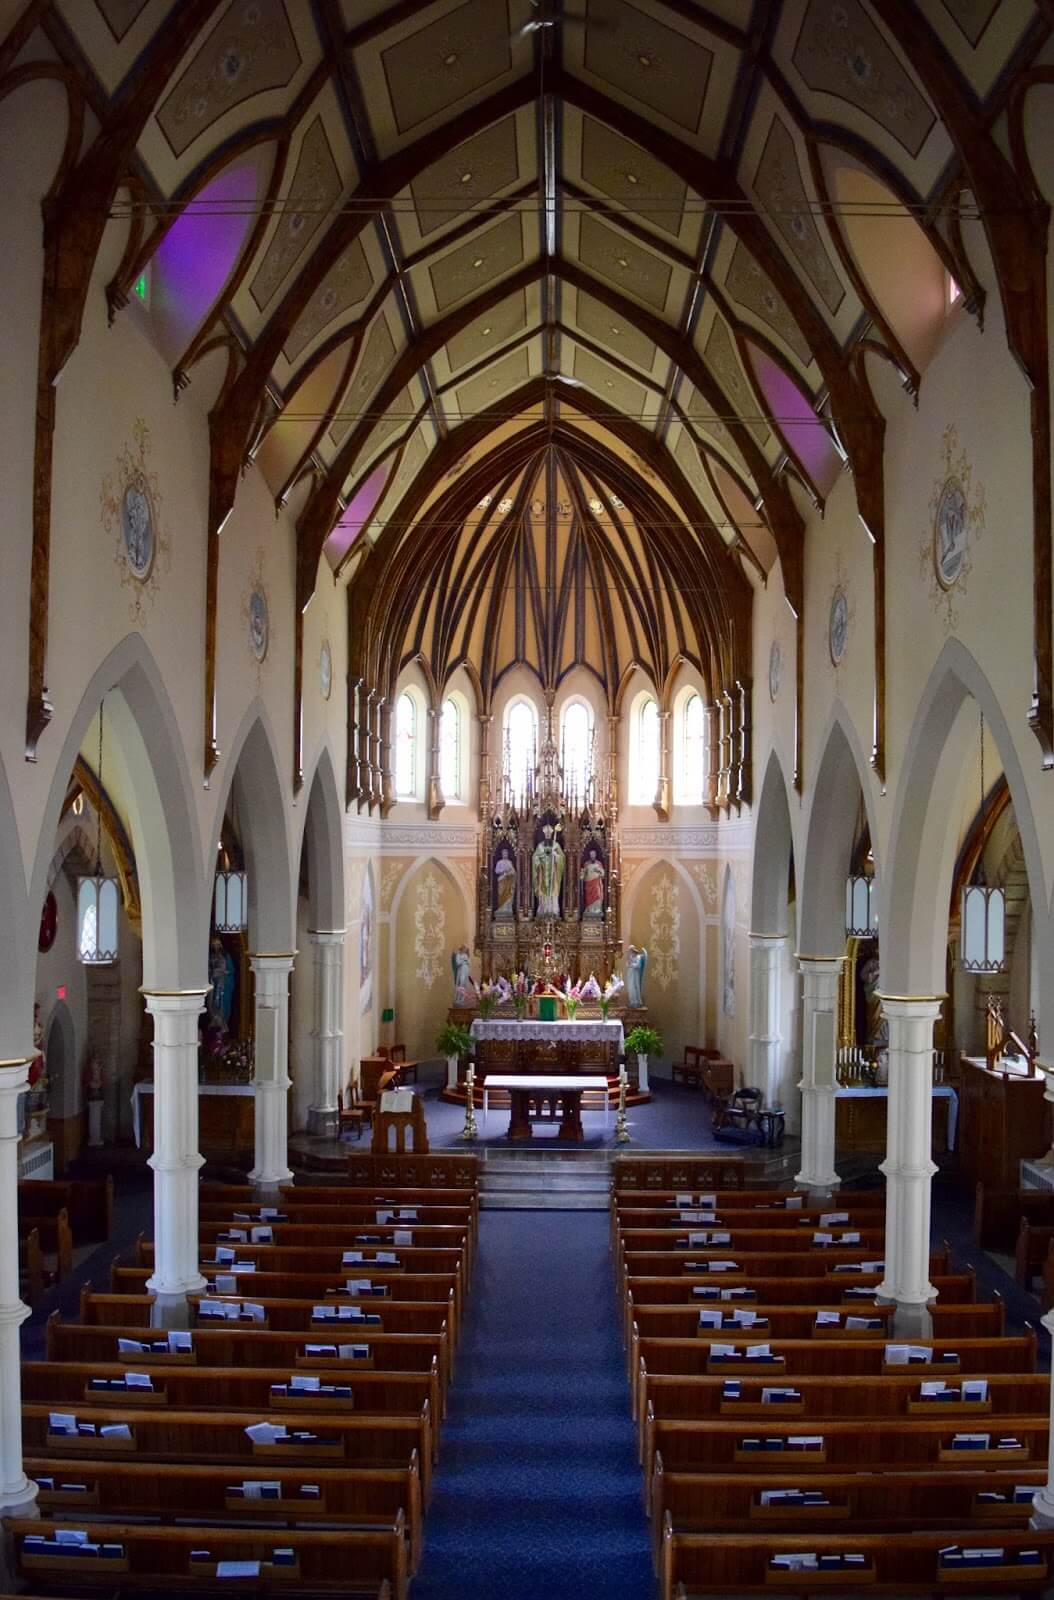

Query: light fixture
[214,852,248,934]
[77,700,119,965]
[960,708,1005,974]
[845,872,876,938]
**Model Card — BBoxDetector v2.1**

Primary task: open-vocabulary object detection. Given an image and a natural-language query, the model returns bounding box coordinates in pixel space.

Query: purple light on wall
[152,157,265,363]
[749,347,841,499]
[325,460,392,570]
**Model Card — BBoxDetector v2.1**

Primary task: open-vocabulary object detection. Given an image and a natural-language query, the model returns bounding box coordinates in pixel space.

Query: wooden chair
[361,1057,401,1107]
[672,1046,707,1089]
[338,1081,369,1140]
[701,1056,735,1106]
[377,1044,419,1084]
[712,1086,763,1142]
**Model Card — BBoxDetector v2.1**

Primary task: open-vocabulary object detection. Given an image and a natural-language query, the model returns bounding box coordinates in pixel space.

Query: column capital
[796,954,845,967]
[749,932,787,947]
[878,994,945,1020]
[307,928,346,945]
[140,988,209,1012]
[249,952,297,972]
[0,1058,34,1095]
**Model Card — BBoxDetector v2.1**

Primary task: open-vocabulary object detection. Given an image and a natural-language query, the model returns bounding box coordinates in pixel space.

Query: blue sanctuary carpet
[410,1210,655,1600]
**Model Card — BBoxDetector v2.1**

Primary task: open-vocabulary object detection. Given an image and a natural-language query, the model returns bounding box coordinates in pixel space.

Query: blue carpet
[410,1210,654,1600]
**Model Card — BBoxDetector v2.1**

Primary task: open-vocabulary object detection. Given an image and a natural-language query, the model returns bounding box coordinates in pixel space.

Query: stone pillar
[142,990,209,1309]
[796,957,843,1194]
[1029,1308,1054,1528]
[308,930,345,1137]
[426,703,443,819]
[877,996,942,1338]
[477,714,493,820]
[655,709,671,819]
[0,1059,38,1516]
[750,934,785,1109]
[249,954,294,1187]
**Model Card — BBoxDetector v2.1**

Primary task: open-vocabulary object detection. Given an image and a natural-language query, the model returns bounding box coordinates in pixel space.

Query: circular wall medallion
[121,478,155,580]
[829,586,849,666]
[320,638,332,701]
[934,475,968,590]
[248,586,269,663]
[768,638,782,703]
[38,890,57,954]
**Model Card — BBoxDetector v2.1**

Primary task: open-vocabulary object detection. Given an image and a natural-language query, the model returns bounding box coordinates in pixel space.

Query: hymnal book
[260,1208,283,1220]
[845,1315,880,1329]
[692,1287,720,1300]
[169,1331,192,1352]
[344,1280,388,1296]
[884,1345,932,1365]
[250,1227,273,1243]
[214,1275,238,1294]
[951,1432,990,1450]
[48,1414,77,1435]
[840,1231,861,1243]
[122,1372,153,1389]
[289,1375,321,1392]
[99,1424,131,1440]
[745,1344,774,1361]
[245,1422,288,1445]
[815,1312,842,1327]
[761,1387,800,1404]
[215,1247,235,1263]
[783,1196,804,1209]
[722,1381,742,1400]
[787,1435,823,1449]
[812,1232,835,1246]
[393,1230,413,1246]
[698,1309,723,1328]
[221,1229,248,1242]
[217,1561,261,1578]
[721,1288,756,1301]
[819,1212,849,1225]
[337,1344,369,1360]
[961,1379,989,1403]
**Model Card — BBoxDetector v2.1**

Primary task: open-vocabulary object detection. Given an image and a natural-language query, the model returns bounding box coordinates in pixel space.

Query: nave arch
[208,704,295,957]
[799,708,882,963]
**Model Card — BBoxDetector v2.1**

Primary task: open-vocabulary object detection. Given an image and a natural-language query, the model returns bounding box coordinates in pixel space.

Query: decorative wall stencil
[449,856,477,911]
[380,858,412,913]
[319,637,332,700]
[722,866,736,1017]
[583,0,713,134]
[360,862,375,1016]
[649,872,681,991]
[156,0,302,160]
[101,418,172,625]
[689,860,717,912]
[792,0,936,159]
[241,548,273,679]
[769,637,783,702]
[282,237,373,364]
[250,118,341,312]
[917,424,987,630]
[724,242,812,368]
[413,870,447,987]
[827,551,854,669]
[754,117,845,316]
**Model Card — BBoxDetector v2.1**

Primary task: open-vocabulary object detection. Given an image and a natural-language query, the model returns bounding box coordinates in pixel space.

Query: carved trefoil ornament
[918,424,987,631]
[101,417,172,625]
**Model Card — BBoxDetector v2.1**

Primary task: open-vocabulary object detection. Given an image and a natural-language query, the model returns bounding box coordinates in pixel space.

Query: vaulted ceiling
[19,0,1053,794]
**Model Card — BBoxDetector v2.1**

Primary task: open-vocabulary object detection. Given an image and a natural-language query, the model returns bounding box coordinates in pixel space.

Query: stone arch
[388,855,473,1059]
[883,638,1047,996]
[28,633,206,991]
[298,743,346,933]
[799,705,880,960]
[0,748,32,1058]
[43,999,78,1121]
[623,855,707,1064]
[751,747,797,940]
[209,703,294,954]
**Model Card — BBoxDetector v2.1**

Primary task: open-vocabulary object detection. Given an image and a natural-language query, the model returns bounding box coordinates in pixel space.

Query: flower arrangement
[561,978,584,1021]
[478,978,509,1020]
[600,973,624,1021]
[510,971,531,1019]
[580,973,602,1004]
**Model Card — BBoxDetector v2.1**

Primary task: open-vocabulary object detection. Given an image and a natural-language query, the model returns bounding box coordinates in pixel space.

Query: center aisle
[411,1209,655,1599]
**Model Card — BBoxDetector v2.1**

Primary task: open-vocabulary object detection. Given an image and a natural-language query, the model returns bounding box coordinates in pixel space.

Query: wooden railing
[836,1047,949,1086]
[985,996,1038,1076]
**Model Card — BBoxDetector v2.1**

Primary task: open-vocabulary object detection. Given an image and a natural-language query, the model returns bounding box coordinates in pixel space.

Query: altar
[468,1017,627,1086]
[835,1084,959,1156]
[482,1074,610,1140]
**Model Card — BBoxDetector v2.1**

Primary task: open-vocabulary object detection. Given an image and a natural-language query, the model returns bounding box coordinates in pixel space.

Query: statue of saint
[532,823,565,917]
[626,945,648,1008]
[451,944,475,1005]
[580,847,606,919]
[493,844,517,918]
[207,936,236,1035]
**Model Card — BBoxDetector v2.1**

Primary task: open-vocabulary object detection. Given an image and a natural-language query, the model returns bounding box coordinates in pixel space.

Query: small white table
[482,1074,610,1139]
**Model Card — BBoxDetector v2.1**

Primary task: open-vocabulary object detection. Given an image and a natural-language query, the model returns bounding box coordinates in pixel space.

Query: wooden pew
[19,1227,44,1306]
[633,1332,1036,1380]
[628,1298,1005,1345]
[25,1454,424,1572]
[650,1455,1046,1548]
[659,1523,1054,1600]
[19,1173,113,1244]
[45,1318,452,1405]
[621,1246,949,1279]
[19,1205,73,1282]
[134,1238,466,1300]
[975,1179,1054,1249]
[612,1186,885,1210]
[21,1402,433,1496]
[1016,1215,1054,1288]
[5,1517,407,1600]
[21,1362,442,1460]
[197,1220,475,1282]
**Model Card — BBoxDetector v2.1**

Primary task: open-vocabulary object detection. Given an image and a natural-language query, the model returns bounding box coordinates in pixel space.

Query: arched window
[503,698,538,799]
[395,691,418,798]
[677,691,705,805]
[560,700,594,797]
[439,697,461,802]
[632,696,660,805]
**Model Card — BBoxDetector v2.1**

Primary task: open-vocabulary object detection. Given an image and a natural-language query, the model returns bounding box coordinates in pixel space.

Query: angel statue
[451,944,477,1005]
[626,944,648,1008]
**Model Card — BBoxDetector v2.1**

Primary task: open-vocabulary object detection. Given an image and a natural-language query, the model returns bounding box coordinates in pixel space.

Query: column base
[146,1278,206,1329]
[0,1476,39,1518]
[794,1172,840,1197]
[1030,1489,1054,1530]
[876,1295,934,1340]
[249,1165,293,1190]
[307,1105,338,1138]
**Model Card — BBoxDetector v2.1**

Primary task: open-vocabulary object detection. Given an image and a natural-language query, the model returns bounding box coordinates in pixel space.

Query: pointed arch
[751,748,797,941]
[799,706,880,960]
[298,743,346,934]
[208,703,295,954]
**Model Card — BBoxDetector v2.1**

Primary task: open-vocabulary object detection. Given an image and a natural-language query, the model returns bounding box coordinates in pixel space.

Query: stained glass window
[561,700,593,796]
[395,691,417,797]
[633,697,660,805]
[439,697,461,801]
[678,692,705,804]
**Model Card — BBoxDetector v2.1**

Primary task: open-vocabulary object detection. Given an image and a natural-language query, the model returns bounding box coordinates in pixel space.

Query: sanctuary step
[479,1150,613,1211]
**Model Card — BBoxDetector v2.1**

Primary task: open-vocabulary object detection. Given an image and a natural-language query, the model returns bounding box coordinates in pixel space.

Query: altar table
[482,1074,610,1141]
[469,1018,625,1050]
[835,1084,959,1154]
[131,1081,256,1155]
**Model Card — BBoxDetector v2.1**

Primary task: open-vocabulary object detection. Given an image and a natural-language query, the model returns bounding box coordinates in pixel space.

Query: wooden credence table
[482,1075,610,1141]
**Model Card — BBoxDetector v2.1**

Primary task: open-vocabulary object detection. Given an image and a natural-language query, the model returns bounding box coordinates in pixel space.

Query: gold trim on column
[138,987,211,998]
[876,992,948,1003]
[306,929,346,938]
[749,931,787,941]
[0,1058,35,1070]
[795,954,847,963]
[248,952,298,961]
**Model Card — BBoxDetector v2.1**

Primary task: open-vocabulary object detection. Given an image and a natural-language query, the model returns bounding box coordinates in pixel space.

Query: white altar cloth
[469,1018,624,1051]
[130,1080,255,1148]
[835,1084,959,1149]
[481,1074,610,1130]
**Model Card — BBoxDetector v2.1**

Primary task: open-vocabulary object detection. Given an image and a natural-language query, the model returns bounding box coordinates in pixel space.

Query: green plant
[625,1024,663,1059]
[435,1022,473,1059]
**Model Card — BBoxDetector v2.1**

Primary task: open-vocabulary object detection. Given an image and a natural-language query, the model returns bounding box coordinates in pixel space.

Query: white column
[308,929,345,1137]
[877,996,942,1338]
[796,957,842,1193]
[250,954,294,1187]
[142,990,208,1305]
[750,934,785,1109]
[0,1060,38,1516]
[1029,1308,1054,1528]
